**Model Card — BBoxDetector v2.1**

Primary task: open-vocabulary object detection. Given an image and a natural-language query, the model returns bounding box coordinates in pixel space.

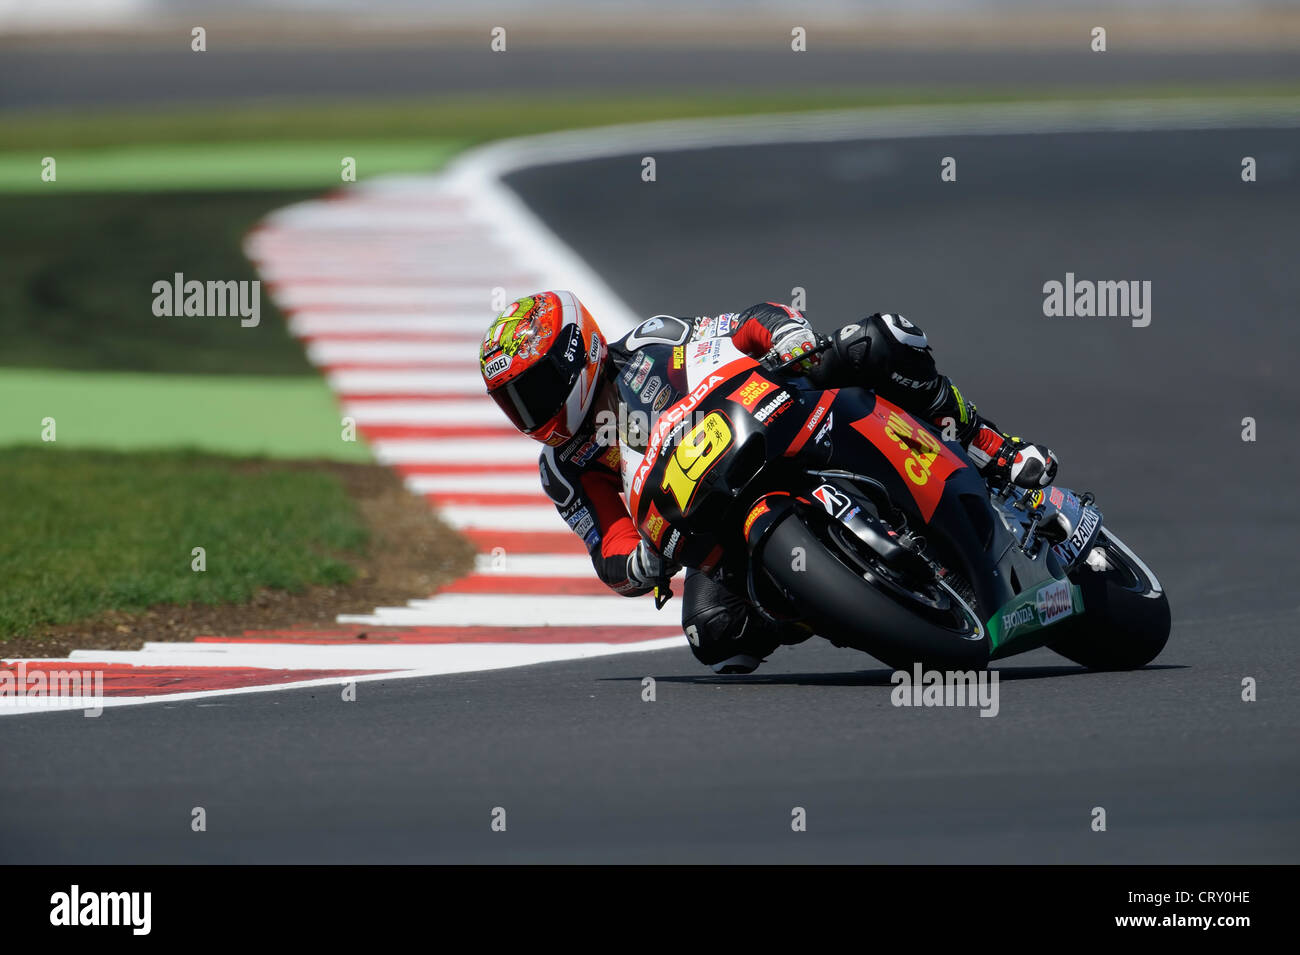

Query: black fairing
[627,362,1013,615]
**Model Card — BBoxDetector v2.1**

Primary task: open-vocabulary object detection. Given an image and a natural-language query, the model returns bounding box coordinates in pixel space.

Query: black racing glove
[807,320,871,386]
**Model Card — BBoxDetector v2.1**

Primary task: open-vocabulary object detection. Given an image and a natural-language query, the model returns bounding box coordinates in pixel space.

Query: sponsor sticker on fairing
[727,372,775,411]
[849,396,966,522]
[693,315,728,339]
[691,339,722,362]
[743,499,770,538]
[802,403,828,435]
[812,484,852,517]
[1035,578,1074,626]
[754,390,792,423]
[814,411,834,444]
[1001,604,1036,635]
[663,528,682,559]
[1053,505,1100,564]
[643,502,668,547]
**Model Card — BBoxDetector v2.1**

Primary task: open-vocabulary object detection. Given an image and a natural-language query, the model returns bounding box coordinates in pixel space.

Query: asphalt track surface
[4,126,1299,863]
[5,46,1300,110]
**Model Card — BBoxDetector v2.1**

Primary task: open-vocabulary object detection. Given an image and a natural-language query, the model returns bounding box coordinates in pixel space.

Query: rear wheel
[1046,528,1171,670]
[757,509,989,670]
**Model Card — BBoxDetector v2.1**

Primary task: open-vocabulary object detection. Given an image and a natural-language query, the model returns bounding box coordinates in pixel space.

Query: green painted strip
[0,368,371,461]
[0,139,467,192]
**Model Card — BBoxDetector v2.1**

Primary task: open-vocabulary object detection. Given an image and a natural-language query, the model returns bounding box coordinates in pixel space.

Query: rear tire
[757,510,990,670]
[1047,528,1170,670]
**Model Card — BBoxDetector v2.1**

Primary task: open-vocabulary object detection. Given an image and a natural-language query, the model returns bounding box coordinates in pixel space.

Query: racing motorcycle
[617,319,1170,671]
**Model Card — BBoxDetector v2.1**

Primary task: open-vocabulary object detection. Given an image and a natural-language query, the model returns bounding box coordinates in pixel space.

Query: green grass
[0,139,468,193]
[0,369,370,459]
[6,85,1300,153]
[0,447,368,638]
[0,191,317,374]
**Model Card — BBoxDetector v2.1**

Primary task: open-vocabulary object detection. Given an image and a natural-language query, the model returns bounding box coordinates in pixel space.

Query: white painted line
[341,593,677,627]
[438,504,568,532]
[0,636,683,716]
[260,209,476,230]
[250,236,492,249]
[473,553,595,576]
[347,401,506,426]
[408,473,544,494]
[266,270,509,287]
[272,287,505,309]
[287,313,492,334]
[370,438,538,465]
[469,554,687,579]
[250,243,507,259]
[71,638,673,669]
[308,341,478,364]
[326,370,484,393]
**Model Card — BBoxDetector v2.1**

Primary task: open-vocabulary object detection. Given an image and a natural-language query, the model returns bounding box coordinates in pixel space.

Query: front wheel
[1046,528,1171,670]
[757,510,990,670]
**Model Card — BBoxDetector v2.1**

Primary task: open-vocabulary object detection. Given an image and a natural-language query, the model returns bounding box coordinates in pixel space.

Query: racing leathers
[538,303,1058,673]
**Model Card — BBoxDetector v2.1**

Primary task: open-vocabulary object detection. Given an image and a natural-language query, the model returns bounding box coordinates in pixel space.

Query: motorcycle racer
[480,290,1058,673]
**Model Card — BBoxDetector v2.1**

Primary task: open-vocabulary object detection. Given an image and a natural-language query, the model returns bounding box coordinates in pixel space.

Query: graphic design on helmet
[480,290,607,446]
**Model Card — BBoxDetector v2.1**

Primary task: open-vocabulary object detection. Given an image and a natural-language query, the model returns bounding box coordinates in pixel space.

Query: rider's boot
[683,570,811,674]
[710,619,814,674]
[712,651,770,675]
[966,424,1059,489]
[927,382,1060,489]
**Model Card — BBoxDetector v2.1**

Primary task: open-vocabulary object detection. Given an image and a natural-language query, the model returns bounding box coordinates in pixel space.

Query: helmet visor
[489,323,586,434]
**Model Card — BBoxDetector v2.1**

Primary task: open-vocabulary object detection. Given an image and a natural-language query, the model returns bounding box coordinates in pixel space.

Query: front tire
[757,510,990,670]
[1047,528,1171,670]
